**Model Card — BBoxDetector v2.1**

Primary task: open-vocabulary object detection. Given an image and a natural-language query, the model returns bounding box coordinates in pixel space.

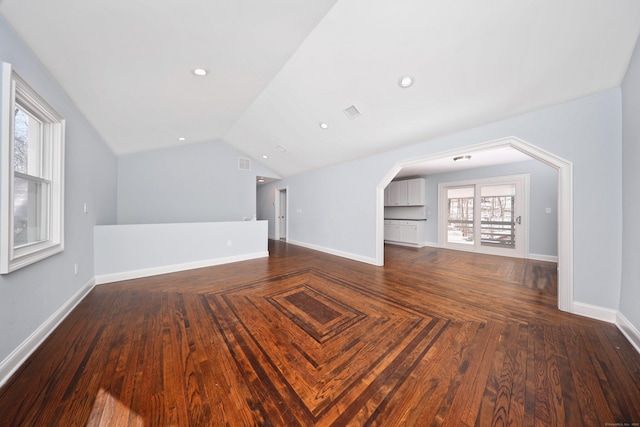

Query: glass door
[479,183,519,255]
[442,176,526,258]
[446,186,475,246]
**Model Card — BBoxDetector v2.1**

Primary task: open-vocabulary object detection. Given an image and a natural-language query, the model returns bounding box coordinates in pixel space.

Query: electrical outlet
[227,240,232,247]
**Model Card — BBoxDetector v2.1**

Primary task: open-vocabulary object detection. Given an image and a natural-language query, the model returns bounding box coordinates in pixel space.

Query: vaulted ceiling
[2,0,639,177]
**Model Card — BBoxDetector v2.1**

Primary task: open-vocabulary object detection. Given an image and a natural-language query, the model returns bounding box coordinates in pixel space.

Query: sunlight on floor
[87,388,144,426]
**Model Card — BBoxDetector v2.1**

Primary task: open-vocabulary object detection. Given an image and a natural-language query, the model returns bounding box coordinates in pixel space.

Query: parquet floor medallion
[205,269,449,425]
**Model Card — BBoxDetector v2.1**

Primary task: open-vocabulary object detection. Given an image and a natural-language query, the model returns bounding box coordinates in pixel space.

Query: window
[1,63,65,274]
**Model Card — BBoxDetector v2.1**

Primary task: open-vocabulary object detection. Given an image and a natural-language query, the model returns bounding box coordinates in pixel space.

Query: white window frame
[1,63,65,274]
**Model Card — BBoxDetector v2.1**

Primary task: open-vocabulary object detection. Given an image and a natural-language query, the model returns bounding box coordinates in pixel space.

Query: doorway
[275,188,288,240]
[376,137,573,313]
[440,175,528,258]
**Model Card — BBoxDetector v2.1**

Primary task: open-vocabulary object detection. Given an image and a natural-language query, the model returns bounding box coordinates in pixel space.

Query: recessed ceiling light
[177,137,186,142]
[398,75,415,88]
[192,68,208,76]
[319,122,329,130]
[453,155,472,162]
[257,177,265,183]
[262,155,268,159]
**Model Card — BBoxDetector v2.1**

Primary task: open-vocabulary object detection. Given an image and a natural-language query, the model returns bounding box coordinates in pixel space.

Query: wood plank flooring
[1,240,639,426]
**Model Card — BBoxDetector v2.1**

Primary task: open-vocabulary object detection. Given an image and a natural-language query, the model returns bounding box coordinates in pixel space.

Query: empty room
[1,1,640,425]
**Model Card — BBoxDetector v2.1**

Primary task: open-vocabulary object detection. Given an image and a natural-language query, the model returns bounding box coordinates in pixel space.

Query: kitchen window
[1,63,65,274]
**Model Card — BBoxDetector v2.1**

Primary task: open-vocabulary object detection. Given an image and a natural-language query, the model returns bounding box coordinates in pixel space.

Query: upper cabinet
[384,178,425,206]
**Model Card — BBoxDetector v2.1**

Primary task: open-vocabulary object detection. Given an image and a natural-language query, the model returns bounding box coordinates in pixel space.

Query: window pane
[14,105,43,176]
[13,176,49,247]
[447,187,474,245]
[480,184,516,249]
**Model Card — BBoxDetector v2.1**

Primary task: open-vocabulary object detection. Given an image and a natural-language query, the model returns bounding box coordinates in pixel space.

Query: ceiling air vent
[238,157,251,170]
[343,105,361,120]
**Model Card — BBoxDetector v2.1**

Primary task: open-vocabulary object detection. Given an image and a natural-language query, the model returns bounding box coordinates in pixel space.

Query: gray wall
[0,17,118,362]
[422,160,558,257]
[117,141,276,224]
[258,88,623,311]
[621,37,640,331]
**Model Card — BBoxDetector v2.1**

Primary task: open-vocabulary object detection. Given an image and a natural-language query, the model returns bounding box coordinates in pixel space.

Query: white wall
[117,140,278,224]
[0,17,117,364]
[258,89,623,310]
[95,221,268,283]
[621,36,640,335]
[422,160,558,257]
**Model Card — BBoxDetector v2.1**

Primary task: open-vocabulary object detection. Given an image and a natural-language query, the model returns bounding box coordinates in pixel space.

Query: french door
[440,175,528,258]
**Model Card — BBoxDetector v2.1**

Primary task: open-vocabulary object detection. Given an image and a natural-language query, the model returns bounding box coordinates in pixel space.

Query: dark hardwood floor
[1,240,639,426]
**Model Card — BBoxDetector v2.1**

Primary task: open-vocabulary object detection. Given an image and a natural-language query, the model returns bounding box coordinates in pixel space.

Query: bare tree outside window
[14,107,28,174]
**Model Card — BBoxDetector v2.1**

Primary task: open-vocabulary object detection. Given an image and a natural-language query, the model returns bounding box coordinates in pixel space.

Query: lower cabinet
[384,220,426,246]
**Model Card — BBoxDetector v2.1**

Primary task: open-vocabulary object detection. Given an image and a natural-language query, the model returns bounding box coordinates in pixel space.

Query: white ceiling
[2,0,640,178]
[395,146,532,178]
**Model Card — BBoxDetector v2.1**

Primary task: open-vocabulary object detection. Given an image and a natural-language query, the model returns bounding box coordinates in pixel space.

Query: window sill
[0,242,64,274]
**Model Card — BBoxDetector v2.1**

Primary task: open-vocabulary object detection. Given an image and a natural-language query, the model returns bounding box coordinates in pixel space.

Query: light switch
[545,207,552,214]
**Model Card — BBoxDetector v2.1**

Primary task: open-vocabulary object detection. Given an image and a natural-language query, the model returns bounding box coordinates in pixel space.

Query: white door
[441,176,527,258]
[277,188,287,240]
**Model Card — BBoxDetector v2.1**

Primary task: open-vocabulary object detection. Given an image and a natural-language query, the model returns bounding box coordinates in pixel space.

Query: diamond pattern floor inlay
[205,269,448,425]
[267,284,367,343]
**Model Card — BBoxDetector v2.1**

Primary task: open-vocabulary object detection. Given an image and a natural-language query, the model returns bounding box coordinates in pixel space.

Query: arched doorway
[376,137,573,313]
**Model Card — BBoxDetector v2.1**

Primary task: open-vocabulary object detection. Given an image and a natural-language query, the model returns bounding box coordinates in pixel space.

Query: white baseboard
[572,301,618,323]
[572,302,640,354]
[529,253,559,262]
[419,243,557,262]
[95,251,269,285]
[616,312,640,354]
[286,239,378,266]
[0,278,96,388]
[384,240,425,248]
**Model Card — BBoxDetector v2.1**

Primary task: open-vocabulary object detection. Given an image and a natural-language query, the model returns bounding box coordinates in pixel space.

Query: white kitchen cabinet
[383,220,426,246]
[384,223,396,241]
[384,178,425,206]
[407,178,425,205]
[386,181,406,206]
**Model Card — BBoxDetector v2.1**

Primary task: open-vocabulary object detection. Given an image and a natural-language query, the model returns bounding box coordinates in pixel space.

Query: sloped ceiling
[2,0,640,177]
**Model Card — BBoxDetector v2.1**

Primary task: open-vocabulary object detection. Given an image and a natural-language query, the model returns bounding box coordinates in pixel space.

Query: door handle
[515,216,521,224]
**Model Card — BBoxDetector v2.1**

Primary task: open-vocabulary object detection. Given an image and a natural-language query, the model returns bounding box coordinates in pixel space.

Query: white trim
[0,63,12,274]
[0,278,95,388]
[95,251,269,285]
[528,253,558,263]
[571,303,640,354]
[274,186,289,241]
[384,240,425,248]
[421,243,557,262]
[286,239,378,266]
[616,312,640,354]
[376,137,573,313]
[572,302,617,323]
[1,63,65,274]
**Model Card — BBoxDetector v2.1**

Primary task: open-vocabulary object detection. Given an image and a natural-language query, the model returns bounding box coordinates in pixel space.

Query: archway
[376,137,573,313]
